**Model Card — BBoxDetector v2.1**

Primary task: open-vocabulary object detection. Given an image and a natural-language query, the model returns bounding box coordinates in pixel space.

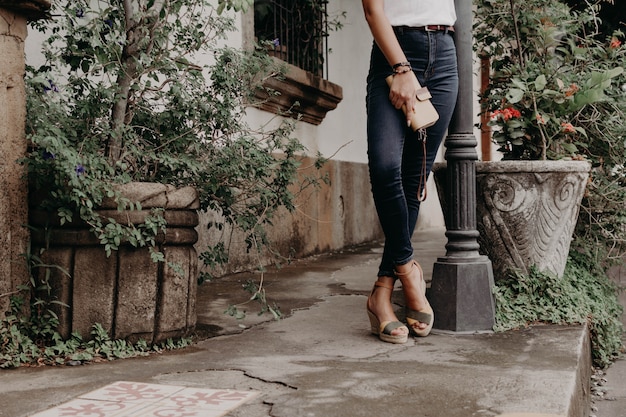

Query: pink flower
[536,113,546,124]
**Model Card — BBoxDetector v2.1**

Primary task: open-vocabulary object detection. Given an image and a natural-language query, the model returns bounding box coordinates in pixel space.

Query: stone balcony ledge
[0,0,51,20]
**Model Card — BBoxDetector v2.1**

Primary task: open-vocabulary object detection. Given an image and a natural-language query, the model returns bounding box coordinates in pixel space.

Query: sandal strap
[407,309,432,324]
[381,321,407,335]
[374,277,394,290]
[394,260,420,279]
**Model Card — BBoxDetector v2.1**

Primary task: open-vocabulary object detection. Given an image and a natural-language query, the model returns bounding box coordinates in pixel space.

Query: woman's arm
[362,0,419,120]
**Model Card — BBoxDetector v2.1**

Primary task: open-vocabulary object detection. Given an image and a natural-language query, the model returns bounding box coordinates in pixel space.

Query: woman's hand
[389,71,420,125]
[362,0,419,126]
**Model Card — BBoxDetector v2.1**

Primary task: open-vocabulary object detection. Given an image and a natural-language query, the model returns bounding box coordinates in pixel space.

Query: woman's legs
[365,57,411,336]
[366,30,458,335]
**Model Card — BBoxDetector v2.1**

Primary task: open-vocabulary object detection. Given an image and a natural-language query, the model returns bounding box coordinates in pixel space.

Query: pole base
[429,256,495,332]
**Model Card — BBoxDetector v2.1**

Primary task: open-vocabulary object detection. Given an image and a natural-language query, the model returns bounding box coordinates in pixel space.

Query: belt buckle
[424,25,436,32]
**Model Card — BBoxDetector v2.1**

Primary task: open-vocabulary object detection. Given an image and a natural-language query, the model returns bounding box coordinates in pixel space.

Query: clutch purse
[385,75,439,131]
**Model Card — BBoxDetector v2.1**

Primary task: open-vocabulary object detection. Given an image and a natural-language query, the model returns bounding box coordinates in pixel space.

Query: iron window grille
[254,0,330,78]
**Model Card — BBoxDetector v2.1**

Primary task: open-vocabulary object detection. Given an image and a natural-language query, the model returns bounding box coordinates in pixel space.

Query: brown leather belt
[394,25,455,34]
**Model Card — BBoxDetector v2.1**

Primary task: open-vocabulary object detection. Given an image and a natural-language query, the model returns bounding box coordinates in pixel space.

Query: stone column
[0,0,50,316]
[428,0,496,332]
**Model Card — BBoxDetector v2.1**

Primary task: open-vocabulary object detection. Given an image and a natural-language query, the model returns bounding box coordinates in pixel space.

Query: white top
[383,0,456,27]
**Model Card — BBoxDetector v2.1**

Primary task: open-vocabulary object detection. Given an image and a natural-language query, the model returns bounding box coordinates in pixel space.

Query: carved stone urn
[433,160,591,280]
[30,182,200,344]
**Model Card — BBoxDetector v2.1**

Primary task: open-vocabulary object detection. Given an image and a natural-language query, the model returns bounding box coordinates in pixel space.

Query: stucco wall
[196,157,383,276]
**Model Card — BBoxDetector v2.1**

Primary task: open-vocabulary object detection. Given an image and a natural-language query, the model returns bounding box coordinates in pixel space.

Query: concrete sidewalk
[0,228,593,417]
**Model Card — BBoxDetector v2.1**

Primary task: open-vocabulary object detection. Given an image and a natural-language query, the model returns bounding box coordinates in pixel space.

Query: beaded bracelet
[392,61,411,70]
[392,61,412,74]
[393,66,412,74]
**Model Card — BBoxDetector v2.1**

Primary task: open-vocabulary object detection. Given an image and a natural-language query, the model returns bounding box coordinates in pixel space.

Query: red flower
[610,37,622,48]
[561,122,576,133]
[492,107,521,121]
[565,83,579,97]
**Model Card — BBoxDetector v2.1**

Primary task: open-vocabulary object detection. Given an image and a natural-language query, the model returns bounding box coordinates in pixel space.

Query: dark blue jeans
[366,29,458,277]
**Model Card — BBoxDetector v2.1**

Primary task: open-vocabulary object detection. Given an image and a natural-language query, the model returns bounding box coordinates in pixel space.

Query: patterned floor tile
[30,381,259,417]
[29,398,147,416]
[81,381,183,403]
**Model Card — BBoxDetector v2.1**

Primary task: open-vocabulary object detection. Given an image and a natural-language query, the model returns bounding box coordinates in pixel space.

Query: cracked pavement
[0,229,592,417]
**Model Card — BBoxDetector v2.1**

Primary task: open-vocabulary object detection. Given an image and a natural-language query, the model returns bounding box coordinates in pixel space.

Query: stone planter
[30,182,200,344]
[433,160,591,280]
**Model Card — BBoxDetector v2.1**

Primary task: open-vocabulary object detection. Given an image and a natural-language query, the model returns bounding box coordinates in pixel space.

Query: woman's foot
[366,276,409,344]
[394,261,434,337]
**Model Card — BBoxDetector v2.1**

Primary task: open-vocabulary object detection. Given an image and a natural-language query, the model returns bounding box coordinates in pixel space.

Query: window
[254,0,329,78]
[250,0,342,125]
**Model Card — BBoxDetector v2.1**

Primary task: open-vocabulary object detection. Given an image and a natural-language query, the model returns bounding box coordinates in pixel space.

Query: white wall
[319,0,372,164]
[241,1,371,165]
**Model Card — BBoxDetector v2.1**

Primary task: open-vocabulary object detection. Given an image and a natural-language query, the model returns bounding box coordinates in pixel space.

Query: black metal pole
[428,0,495,332]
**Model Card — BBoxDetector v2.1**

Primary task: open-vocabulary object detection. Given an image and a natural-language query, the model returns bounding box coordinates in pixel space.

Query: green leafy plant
[15,0,329,363]
[494,251,624,368]
[217,0,254,14]
[476,1,626,362]
[25,0,325,289]
[1,314,192,368]
[475,0,624,161]
[475,0,626,268]
[224,276,281,320]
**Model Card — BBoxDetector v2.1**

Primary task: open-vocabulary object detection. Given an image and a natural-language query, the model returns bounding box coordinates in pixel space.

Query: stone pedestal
[430,259,495,332]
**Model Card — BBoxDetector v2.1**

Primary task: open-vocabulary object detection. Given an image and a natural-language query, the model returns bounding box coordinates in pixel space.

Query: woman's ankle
[368,277,396,315]
[394,260,416,277]
[376,275,395,285]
